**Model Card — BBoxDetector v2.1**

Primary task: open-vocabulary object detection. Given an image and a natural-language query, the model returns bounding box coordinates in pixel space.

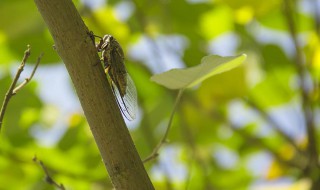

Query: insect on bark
[93,34,137,121]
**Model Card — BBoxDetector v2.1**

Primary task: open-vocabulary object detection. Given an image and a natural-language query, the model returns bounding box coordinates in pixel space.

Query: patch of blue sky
[128,34,188,74]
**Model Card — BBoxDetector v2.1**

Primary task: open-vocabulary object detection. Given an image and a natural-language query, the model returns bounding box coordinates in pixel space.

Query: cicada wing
[110,74,137,121]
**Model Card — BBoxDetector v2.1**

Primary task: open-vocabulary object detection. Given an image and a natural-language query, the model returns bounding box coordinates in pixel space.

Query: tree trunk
[34,0,154,189]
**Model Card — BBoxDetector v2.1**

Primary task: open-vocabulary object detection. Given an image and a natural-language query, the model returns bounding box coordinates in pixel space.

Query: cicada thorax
[99,35,128,98]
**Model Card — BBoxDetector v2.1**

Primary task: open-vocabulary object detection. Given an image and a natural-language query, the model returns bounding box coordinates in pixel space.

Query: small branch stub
[33,156,65,190]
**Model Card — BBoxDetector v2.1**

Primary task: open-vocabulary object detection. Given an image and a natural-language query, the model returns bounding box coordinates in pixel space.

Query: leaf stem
[143,89,184,163]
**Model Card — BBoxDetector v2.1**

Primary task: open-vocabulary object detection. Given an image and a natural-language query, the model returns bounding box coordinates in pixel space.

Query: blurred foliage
[0,0,319,189]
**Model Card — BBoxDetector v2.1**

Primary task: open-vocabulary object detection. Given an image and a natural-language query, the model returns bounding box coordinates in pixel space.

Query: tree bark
[34,0,154,189]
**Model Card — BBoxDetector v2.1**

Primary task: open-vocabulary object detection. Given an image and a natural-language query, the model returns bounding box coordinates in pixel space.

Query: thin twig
[0,46,43,131]
[33,156,65,190]
[13,53,43,94]
[143,89,184,163]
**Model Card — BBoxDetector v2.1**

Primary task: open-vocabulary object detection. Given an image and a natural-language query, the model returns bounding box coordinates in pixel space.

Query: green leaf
[150,54,246,90]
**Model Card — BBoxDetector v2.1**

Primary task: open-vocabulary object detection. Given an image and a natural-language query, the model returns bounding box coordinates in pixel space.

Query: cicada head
[101,35,114,49]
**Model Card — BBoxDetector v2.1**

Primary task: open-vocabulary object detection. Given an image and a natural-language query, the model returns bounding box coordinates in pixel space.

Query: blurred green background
[0,0,319,189]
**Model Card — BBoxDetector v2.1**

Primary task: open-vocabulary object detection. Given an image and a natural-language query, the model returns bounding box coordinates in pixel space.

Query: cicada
[94,34,137,121]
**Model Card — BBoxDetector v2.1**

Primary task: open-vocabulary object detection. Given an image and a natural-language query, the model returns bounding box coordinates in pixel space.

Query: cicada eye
[103,35,113,42]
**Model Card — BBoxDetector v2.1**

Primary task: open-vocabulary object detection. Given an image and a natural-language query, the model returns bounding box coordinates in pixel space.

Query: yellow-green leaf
[150,54,246,90]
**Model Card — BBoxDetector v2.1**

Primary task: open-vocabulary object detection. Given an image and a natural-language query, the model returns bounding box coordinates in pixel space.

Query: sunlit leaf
[200,6,233,39]
[227,0,282,16]
[312,42,320,72]
[234,6,254,24]
[278,144,295,161]
[68,113,84,128]
[266,161,285,179]
[150,54,246,90]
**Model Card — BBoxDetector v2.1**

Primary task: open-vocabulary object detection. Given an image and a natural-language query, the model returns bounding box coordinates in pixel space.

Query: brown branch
[33,156,65,190]
[34,0,154,189]
[0,46,41,131]
[143,89,184,163]
[283,0,318,168]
